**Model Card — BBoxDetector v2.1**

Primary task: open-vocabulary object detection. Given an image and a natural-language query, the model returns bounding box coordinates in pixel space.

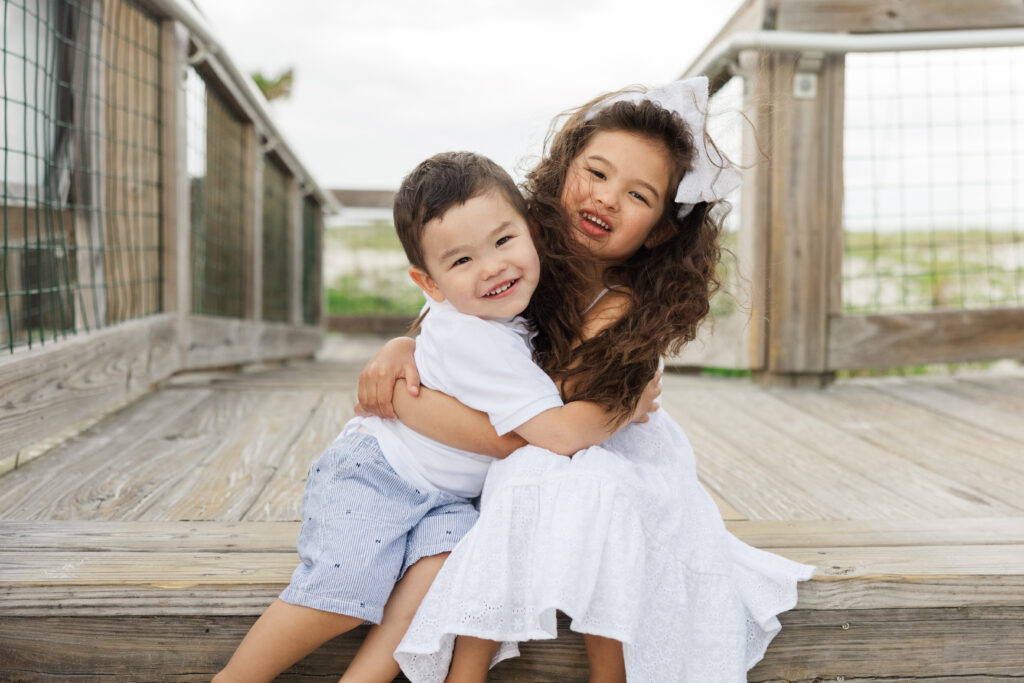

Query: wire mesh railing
[843,46,1024,314]
[302,193,321,325]
[187,69,247,319]
[1,0,162,352]
[261,154,289,322]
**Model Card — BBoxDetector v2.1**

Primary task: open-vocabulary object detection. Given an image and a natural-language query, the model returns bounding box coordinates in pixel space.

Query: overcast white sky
[194,0,745,191]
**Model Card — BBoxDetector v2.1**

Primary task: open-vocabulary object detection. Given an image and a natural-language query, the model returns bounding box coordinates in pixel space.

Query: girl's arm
[389,384,527,458]
[356,336,420,420]
[356,292,657,457]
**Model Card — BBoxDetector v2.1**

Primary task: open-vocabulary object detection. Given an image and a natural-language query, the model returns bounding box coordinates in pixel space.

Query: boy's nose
[480,257,507,279]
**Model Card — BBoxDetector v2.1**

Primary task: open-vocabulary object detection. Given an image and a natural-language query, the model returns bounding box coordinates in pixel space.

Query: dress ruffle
[396,411,814,682]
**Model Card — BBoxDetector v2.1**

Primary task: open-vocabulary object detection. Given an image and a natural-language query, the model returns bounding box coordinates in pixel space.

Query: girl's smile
[561,130,672,265]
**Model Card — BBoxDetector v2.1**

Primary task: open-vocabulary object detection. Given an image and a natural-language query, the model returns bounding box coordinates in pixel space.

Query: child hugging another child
[213,152,656,683]
[358,78,815,682]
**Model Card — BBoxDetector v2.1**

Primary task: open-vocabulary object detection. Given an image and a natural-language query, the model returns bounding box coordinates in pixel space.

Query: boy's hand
[356,337,420,419]
[631,368,663,424]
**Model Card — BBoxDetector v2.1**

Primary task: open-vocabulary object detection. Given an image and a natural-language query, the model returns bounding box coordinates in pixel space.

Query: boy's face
[410,190,540,320]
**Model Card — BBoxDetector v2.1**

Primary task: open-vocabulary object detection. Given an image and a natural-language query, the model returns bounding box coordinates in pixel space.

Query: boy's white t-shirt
[355,298,563,499]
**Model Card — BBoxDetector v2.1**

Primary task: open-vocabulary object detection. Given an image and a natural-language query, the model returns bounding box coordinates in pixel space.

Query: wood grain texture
[664,381,937,520]
[828,308,1024,370]
[0,389,212,520]
[0,314,180,459]
[242,391,353,521]
[872,374,1024,443]
[765,53,844,375]
[749,606,1024,679]
[184,315,321,370]
[0,608,1022,681]
[773,0,1024,33]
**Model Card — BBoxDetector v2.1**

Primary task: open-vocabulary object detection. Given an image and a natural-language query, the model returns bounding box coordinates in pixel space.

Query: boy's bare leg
[444,636,499,683]
[583,634,626,683]
[213,599,363,683]
[339,553,449,682]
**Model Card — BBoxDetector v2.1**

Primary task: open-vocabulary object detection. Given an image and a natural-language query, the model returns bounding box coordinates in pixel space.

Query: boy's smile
[410,190,540,320]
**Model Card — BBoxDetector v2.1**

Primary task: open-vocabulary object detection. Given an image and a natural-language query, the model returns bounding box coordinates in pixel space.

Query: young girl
[358,78,815,682]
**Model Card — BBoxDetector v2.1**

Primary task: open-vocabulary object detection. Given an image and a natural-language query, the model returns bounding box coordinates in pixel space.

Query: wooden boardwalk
[1,341,1023,680]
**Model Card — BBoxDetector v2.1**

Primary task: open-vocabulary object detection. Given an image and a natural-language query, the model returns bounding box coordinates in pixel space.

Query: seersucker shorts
[279,430,479,623]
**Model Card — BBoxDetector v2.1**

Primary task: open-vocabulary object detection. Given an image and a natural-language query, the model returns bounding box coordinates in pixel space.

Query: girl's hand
[631,368,663,424]
[355,337,420,419]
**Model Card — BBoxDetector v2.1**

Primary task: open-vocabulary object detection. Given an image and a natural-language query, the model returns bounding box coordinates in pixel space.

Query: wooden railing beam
[771,0,1024,34]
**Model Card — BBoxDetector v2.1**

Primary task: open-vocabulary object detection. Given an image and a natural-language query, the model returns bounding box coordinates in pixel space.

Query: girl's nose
[594,186,618,211]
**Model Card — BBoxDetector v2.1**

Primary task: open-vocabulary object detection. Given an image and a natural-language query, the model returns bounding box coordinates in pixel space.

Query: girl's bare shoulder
[581,288,633,340]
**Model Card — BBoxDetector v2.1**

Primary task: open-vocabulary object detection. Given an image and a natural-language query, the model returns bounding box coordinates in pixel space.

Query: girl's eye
[496,235,512,247]
[452,256,470,267]
[587,168,606,180]
[629,191,651,206]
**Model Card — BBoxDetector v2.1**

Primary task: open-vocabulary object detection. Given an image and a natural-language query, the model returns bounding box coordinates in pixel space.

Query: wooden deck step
[2,519,1023,681]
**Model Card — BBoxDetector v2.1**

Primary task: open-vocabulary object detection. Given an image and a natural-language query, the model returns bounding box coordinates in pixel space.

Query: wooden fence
[672,0,1024,384]
[0,0,339,466]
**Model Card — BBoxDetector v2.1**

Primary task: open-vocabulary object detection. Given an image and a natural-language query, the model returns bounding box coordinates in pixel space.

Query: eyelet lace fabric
[395,411,815,682]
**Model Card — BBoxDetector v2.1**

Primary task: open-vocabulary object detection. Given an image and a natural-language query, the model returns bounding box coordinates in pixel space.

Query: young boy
[214,152,634,683]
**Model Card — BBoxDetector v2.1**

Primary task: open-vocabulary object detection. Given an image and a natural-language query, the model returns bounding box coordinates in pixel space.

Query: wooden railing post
[757,51,845,386]
[736,49,772,372]
[289,177,303,326]
[160,19,190,364]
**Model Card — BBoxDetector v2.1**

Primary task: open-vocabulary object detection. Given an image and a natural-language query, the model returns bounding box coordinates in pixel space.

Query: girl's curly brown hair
[524,92,730,428]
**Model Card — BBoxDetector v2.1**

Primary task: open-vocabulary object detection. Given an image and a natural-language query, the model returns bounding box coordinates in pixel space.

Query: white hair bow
[585,76,742,218]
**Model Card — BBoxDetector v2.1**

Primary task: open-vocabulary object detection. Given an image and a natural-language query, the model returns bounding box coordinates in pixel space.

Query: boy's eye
[496,235,512,247]
[452,256,470,267]
[587,168,606,180]
[629,191,651,206]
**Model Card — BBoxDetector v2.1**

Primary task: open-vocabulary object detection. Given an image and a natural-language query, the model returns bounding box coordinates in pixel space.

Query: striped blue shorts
[279,430,479,623]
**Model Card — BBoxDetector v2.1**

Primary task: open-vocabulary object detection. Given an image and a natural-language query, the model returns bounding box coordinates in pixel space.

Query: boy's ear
[409,266,445,302]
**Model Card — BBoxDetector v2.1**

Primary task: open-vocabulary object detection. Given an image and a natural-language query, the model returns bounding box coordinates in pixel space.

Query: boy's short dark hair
[394,151,529,271]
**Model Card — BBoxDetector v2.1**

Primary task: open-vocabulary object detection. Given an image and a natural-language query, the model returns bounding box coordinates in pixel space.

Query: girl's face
[560,130,672,266]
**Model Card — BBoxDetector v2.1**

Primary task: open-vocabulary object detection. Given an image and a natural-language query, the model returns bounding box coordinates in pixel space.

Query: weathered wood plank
[873,374,1024,443]
[243,391,352,521]
[0,389,212,520]
[828,309,1024,370]
[142,390,322,521]
[729,517,1024,548]
[3,518,1021,554]
[0,314,181,460]
[749,606,1024,680]
[0,521,298,552]
[1,545,1022,615]
[664,380,939,520]
[773,0,1024,33]
[765,53,844,377]
[184,315,321,370]
[705,380,1015,517]
[704,484,748,522]
[768,383,1024,506]
[1,611,1022,681]
[1,611,1021,681]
